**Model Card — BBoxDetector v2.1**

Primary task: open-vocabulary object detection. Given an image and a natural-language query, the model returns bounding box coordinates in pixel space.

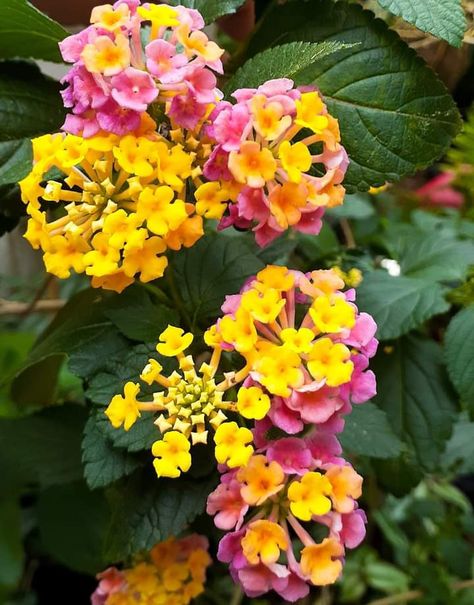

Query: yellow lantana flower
[278,141,312,183]
[105,381,141,431]
[81,33,131,76]
[307,338,353,387]
[237,455,285,505]
[228,141,277,188]
[310,295,356,334]
[214,422,253,468]
[300,538,344,586]
[241,520,288,565]
[152,431,192,478]
[295,92,329,133]
[288,472,333,521]
[156,326,194,357]
[236,386,270,420]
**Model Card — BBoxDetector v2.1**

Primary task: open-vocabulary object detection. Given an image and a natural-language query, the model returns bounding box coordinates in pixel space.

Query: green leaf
[365,561,410,594]
[0,184,26,236]
[0,405,86,493]
[0,331,35,416]
[340,402,402,459]
[38,482,109,574]
[377,0,466,47]
[0,140,32,187]
[444,417,474,474]
[82,415,142,490]
[85,342,171,404]
[168,0,245,24]
[445,306,474,405]
[98,412,157,453]
[356,270,450,340]
[372,451,423,497]
[327,193,375,220]
[0,62,65,184]
[225,40,351,95]
[169,233,264,324]
[0,0,67,62]
[296,223,339,260]
[104,285,178,342]
[386,227,474,283]
[11,289,128,404]
[0,499,23,589]
[372,336,456,470]
[105,470,217,560]
[247,0,461,191]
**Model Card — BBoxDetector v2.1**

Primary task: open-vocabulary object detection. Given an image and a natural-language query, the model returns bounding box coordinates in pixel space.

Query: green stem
[230,586,243,605]
[166,264,193,331]
[138,281,172,305]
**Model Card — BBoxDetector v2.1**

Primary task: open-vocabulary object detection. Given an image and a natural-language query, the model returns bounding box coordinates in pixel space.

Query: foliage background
[0,0,474,604]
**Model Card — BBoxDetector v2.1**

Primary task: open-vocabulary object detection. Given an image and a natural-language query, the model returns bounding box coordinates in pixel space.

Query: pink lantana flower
[111,67,158,111]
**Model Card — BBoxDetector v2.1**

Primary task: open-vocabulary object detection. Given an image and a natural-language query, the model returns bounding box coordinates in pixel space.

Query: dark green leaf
[85,342,171,404]
[169,233,264,323]
[96,411,158,453]
[0,140,32,187]
[372,336,457,470]
[105,470,217,560]
[377,0,466,47]
[168,0,245,24]
[0,62,65,184]
[372,451,423,497]
[82,415,142,490]
[445,305,474,405]
[11,289,128,404]
[104,285,178,342]
[0,499,23,589]
[38,482,109,574]
[0,0,67,62]
[0,405,86,492]
[0,184,26,235]
[296,223,339,259]
[225,40,351,95]
[356,270,450,340]
[247,0,461,191]
[340,402,402,459]
[444,417,474,474]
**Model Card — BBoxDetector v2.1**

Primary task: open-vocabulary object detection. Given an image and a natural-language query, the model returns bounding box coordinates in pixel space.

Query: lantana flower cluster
[20,129,204,292]
[203,80,349,246]
[20,1,350,291]
[91,534,211,605]
[105,265,378,599]
[59,0,224,136]
[105,324,256,477]
[203,265,378,600]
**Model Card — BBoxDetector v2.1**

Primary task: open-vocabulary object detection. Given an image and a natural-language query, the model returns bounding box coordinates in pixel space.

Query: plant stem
[138,281,172,305]
[340,218,356,248]
[367,579,474,605]
[230,586,243,605]
[0,299,65,315]
[165,264,193,331]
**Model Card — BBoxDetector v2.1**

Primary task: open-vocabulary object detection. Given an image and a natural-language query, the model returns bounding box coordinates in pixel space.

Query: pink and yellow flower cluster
[202,80,349,245]
[105,265,377,599]
[20,3,351,289]
[91,534,211,605]
[60,0,223,136]
[203,265,378,600]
